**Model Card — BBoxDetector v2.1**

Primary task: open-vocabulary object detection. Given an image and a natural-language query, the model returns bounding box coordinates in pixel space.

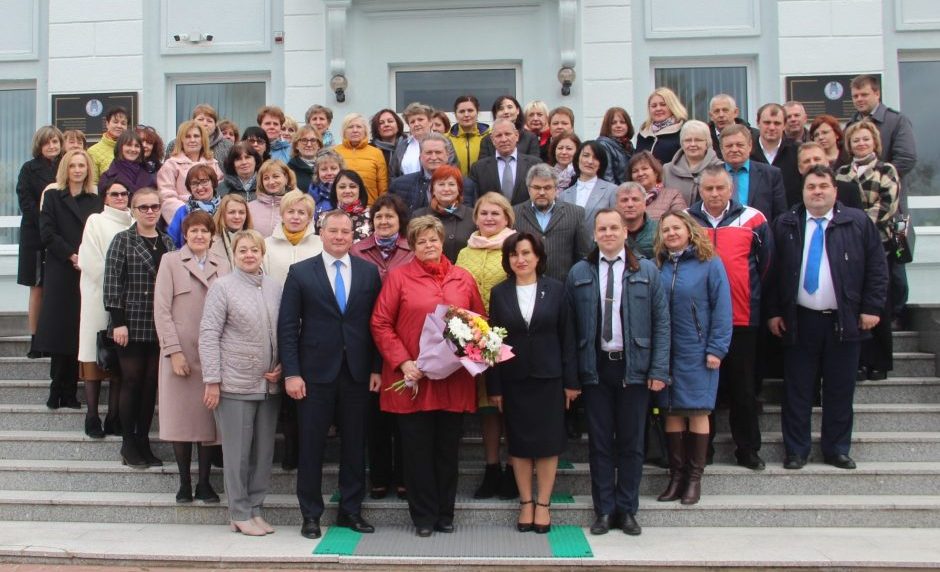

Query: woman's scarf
[340,199,367,215]
[645,183,664,206]
[188,195,221,215]
[418,254,453,284]
[282,225,307,246]
[852,152,878,178]
[375,233,399,260]
[650,116,677,134]
[467,227,516,250]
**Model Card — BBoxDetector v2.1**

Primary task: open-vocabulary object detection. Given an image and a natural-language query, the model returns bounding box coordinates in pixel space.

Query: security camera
[203,34,214,42]
[173,33,189,42]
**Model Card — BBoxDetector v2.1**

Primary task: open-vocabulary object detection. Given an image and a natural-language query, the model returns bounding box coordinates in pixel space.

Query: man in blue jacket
[566,209,670,536]
[766,165,888,470]
[278,210,384,538]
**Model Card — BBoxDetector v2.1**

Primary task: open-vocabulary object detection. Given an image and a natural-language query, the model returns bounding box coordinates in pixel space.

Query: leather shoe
[824,454,857,469]
[337,512,375,533]
[589,514,612,535]
[621,513,642,536]
[783,454,807,470]
[416,526,433,537]
[867,369,888,381]
[300,517,321,539]
[736,451,766,471]
[434,520,454,533]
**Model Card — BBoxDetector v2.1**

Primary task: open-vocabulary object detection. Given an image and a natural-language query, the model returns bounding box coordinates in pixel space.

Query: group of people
[15,72,910,538]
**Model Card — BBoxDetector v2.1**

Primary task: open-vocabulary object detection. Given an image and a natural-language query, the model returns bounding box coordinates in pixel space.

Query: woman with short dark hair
[218,142,262,201]
[479,95,540,158]
[627,150,687,220]
[136,126,165,175]
[17,125,62,348]
[447,95,490,176]
[597,107,635,184]
[370,108,405,170]
[323,169,372,241]
[487,232,579,533]
[98,130,156,194]
[241,126,271,163]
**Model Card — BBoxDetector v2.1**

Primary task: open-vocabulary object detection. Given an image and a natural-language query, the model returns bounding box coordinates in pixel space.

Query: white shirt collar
[806,209,834,223]
[322,250,351,268]
[601,248,626,264]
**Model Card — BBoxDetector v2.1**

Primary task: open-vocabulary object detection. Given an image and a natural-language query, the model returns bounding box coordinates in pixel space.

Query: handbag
[644,407,669,468]
[96,330,118,371]
[889,213,913,264]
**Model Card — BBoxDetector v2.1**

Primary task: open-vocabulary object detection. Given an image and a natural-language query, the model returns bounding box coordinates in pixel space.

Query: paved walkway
[1,522,939,568]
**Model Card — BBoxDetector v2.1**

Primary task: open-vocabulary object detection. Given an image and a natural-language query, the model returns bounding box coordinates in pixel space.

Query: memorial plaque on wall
[51,92,138,142]
[785,75,879,122]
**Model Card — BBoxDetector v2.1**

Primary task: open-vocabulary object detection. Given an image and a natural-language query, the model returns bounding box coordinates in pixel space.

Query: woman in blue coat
[654,210,732,505]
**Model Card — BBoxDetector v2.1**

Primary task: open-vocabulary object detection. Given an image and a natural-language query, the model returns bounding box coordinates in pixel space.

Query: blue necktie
[333,260,346,313]
[803,218,825,294]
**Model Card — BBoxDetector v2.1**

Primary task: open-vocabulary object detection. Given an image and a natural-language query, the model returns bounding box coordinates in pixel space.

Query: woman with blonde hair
[636,87,688,165]
[210,194,253,270]
[35,149,102,409]
[249,159,296,237]
[334,113,388,203]
[156,120,223,224]
[653,209,732,505]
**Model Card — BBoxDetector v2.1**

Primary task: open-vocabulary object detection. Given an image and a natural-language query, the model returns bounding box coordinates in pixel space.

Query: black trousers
[116,341,159,440]
[396,410,463,528]
[296,360,370,520]
[49,353,79,401]
[782,307,860,458]
[710,327,762,455]
[861,252,894,372]
[582,354,648,517]
[368,392,403,489]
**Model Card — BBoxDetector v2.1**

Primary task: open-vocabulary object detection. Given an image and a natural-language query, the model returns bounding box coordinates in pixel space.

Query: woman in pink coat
[156,121,223,224]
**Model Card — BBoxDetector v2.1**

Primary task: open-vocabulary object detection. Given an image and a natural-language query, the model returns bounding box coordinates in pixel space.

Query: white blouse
[516,282,538,326]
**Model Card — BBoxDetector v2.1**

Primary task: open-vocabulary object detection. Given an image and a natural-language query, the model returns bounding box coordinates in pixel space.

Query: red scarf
[341,200,367,215]
[418,256,452,284]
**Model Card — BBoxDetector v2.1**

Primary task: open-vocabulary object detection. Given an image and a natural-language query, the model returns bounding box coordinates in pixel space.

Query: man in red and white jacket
[687,164,773,471]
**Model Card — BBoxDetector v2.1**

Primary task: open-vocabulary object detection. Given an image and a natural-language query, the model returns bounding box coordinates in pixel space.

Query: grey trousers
[214,394,281,521]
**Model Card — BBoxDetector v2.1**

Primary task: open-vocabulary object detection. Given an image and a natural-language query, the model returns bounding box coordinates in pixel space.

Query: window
[654,65,749,122]
[899,59,940,226]
[393,68,518,114]
[174,81,266,139]
[0,87,37,245]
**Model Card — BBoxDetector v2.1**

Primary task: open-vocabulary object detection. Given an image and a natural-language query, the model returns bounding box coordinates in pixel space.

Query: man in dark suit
[470,118,542,205]
[278,210,384,539]
[720,124,787,221]
[388,133,477,212]
[513,163,591,283]
[708,93,759,160]
[783,101,810,143]
[766,165,888,470]
[749,103,803,208]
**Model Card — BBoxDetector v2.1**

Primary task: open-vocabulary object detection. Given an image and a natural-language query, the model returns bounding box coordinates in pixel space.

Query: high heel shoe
[230,520,266,536]
[251,516,275,534]
[516,499,534,532]
[533,501,551,534]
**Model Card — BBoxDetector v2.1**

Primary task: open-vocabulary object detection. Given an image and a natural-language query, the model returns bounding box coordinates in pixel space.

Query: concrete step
[0,313,28,338]
[889,352,936,377]
[7,401,937,434]
[1,522,938,569]
[0,490,937,528]
[892,331,921,352]
[0,336,29,357]
[0,379,112,404]
[2,430,939,465]
[759,376,940,404]
[0,357,50,380]
[1,458,938,497]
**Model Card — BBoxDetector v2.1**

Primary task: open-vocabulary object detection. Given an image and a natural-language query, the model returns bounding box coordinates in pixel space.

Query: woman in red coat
[371,214,485,538]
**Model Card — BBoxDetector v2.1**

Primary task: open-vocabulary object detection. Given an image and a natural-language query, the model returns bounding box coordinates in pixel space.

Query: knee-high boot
[657,432,686,502]
[682,432,709,505]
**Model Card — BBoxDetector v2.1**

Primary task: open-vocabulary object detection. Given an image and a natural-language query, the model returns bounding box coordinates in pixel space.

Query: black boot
[103,413,122,436]
[473,463,502,499]
[121,438,148,469]
[194,482,220,503]
[176,479,193,503]
[657,432,686,502]
[682,433,709,505]
[498,464,519,500]
[137,436,163,467]
[84,416,105,439]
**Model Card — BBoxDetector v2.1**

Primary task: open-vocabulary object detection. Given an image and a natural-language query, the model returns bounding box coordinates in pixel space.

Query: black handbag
[96,330,118,371]
[889,213,913,264]
[644,407,669,468]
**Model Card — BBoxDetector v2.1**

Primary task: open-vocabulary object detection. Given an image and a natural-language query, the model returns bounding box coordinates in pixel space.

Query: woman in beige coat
[154,210,230,504]
[77,181,133,438]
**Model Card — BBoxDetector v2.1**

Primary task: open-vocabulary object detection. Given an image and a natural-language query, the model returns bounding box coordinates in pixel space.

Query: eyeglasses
[135,204,161,213]
[298,138,320,145]
[107,191,129,198]
[190,179,212,188]
[244,136,266,144]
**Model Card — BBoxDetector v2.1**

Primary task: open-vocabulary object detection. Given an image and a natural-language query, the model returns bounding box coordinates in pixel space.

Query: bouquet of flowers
[387,304,514,398]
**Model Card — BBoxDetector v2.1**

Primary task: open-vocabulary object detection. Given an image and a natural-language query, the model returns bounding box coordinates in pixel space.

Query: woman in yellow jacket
[455,192,518,501]
[448,95,490,177]
[334,113,388,204]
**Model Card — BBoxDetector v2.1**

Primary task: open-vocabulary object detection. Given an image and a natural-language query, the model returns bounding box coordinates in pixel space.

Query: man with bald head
[469,118,542,205]
[708,93,759,160]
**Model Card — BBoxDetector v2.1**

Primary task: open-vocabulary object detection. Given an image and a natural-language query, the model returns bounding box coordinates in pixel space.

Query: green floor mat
[547,524,594,558]
[312,526,362,555]
[550,492,575,503]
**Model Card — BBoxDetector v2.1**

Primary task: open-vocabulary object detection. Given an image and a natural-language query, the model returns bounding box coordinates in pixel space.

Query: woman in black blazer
[104,187,176,468]
[486,232,579,534]
[34,149,102,409]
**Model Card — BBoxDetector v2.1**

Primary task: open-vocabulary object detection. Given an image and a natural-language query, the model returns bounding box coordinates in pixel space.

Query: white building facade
[1,0,939,308]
